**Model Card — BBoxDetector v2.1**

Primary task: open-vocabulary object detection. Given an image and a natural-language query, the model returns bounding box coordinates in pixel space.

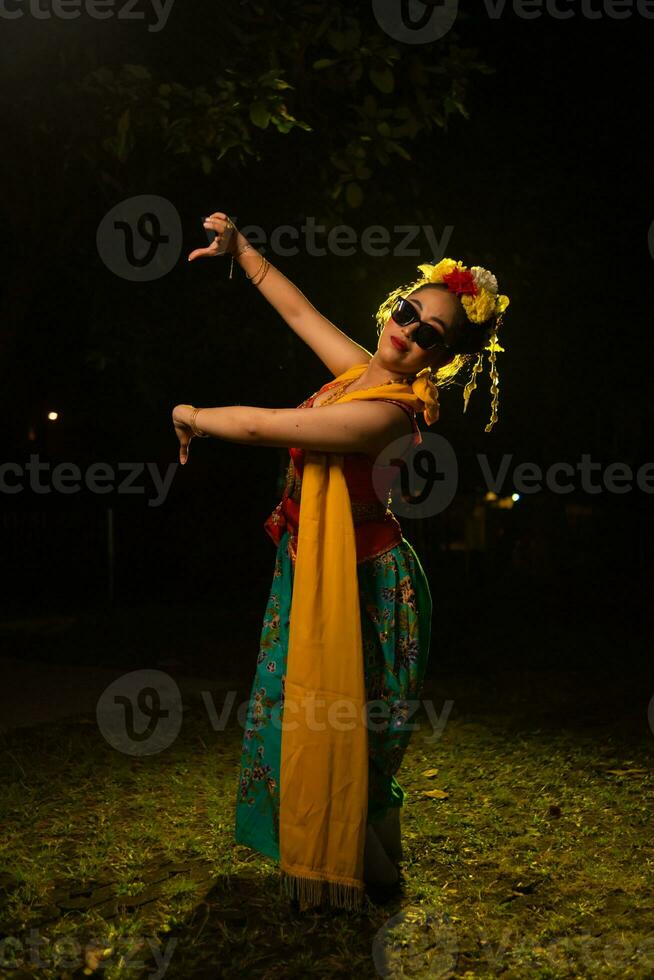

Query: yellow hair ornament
[416,259,510,432]
[411,367,441,426]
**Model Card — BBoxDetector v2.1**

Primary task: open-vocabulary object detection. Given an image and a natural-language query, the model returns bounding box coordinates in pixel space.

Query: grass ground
[1,679,653,980]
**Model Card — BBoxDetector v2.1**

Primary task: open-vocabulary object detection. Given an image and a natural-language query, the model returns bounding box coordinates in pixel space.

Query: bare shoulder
[354,399,416,458]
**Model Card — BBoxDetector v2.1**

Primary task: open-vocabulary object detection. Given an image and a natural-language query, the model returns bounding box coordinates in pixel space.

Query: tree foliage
[56,3,491,206]
[0,1,493,424]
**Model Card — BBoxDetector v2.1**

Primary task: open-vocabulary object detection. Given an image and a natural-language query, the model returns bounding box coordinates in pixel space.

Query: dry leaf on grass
[605,768,648,776]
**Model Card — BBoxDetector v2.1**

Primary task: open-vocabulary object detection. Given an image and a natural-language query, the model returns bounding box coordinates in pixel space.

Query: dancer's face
[377,287,459,375]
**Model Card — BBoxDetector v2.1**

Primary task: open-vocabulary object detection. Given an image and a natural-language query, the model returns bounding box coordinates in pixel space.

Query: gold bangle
[251,260,265,286]
[250,256,270,287]
[246,253,266,283]
[246,254,264,281]
[254,258,271,287]
[190,406,210,438]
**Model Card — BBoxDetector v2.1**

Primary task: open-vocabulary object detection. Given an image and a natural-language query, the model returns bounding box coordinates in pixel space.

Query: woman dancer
[173,212,509,911]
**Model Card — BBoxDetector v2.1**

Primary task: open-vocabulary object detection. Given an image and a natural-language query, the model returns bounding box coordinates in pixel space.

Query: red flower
[442,268,478,297]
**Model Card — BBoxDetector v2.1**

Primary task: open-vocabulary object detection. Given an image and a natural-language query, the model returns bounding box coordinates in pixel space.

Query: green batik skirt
[234,529,433,862]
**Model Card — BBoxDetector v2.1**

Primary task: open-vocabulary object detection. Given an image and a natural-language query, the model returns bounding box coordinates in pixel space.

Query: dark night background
[1,0,652,696]
[1,3,654,974]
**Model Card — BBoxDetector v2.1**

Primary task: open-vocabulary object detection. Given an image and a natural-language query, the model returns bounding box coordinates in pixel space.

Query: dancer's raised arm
[189,211,372,377]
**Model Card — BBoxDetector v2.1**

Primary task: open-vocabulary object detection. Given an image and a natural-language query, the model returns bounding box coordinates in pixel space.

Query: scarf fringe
[280,869,365,912]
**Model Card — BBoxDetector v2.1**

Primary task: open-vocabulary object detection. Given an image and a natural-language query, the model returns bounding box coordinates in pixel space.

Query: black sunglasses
[390,296,453,352]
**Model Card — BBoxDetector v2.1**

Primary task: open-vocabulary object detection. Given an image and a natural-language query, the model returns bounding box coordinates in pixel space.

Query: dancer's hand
[188,211,237,262]
[172,405,194,465]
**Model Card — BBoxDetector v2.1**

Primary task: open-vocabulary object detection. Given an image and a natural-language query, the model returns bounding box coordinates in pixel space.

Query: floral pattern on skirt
[234,529,432,862]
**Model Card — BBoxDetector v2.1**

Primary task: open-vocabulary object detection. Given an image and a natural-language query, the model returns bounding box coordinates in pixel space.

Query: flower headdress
[414,258,510,432]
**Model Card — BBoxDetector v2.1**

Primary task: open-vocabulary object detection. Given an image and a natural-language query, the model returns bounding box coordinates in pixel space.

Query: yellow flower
[461,289,496,324]
[417,257,461,284]
[414,260,510,328]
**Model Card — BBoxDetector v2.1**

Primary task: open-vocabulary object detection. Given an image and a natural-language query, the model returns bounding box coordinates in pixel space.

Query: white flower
[471,266,498,294]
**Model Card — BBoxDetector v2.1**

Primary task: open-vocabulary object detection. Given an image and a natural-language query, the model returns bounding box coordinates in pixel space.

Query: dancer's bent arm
[190,212,373,378]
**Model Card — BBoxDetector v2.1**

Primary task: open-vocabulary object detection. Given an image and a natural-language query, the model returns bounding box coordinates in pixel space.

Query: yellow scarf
[279,364,439,910]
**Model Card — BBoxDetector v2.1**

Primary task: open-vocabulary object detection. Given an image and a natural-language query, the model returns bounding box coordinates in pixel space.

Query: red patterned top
[263,378,422,564]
